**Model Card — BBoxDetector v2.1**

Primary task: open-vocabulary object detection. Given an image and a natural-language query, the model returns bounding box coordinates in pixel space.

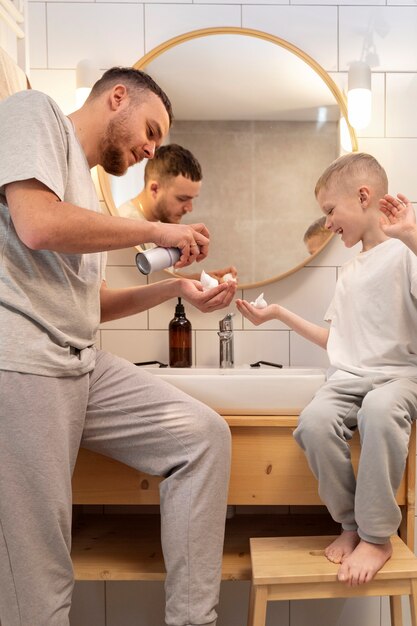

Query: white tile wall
[357,138,417,200]
[386,74,417,138]
[339,7,417,72]
[27,2,47,68]
[144,4,241,51]
[25,2,417,624]
[242,6,338,70]
[47,3,144,68]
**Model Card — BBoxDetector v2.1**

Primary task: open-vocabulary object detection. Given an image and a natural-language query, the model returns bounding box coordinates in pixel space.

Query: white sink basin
[141,365,326,415]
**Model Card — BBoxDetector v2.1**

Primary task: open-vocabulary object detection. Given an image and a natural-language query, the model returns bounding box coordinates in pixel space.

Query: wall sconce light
[76,59,100,108]
[347,61,372,131]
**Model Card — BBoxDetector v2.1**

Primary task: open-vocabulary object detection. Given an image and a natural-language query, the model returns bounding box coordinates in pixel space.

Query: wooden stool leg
[390,595,403,626]
[410,580,417,626]
[247,584,268,626]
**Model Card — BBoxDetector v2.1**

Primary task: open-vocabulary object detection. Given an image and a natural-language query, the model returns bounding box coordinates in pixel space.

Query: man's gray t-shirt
[0,90,105,376]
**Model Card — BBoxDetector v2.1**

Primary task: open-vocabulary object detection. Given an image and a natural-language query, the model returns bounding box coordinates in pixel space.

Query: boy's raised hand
[379,193,416,241]
[236,298,277,326]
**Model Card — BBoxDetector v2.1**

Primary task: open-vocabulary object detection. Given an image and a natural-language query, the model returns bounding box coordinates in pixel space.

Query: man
[0,67,235,626]
[119,143,237,281]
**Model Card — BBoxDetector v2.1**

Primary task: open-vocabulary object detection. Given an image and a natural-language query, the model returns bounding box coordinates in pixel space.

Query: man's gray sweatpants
[0,350,231,626]
[293,372,417,544]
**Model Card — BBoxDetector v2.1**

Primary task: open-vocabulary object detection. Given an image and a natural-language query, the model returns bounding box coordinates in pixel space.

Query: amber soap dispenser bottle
[169,297,192,367]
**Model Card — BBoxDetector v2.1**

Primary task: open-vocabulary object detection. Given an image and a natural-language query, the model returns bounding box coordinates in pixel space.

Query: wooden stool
[247,535,417,626]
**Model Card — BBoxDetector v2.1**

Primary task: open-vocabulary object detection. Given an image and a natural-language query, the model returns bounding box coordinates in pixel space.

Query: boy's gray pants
[294,371,417,544]
[0,350,231,626]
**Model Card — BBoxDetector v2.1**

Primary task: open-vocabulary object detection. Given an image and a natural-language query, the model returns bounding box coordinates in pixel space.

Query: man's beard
[155,199,172,223]
[100,113,132,176]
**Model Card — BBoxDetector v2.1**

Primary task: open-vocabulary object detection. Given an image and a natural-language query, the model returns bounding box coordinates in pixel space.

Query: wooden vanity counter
[71,415,415,581]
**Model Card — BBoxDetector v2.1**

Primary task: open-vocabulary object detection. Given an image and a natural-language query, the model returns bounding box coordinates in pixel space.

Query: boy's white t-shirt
[0,90,106,377]
[325,238,417,378]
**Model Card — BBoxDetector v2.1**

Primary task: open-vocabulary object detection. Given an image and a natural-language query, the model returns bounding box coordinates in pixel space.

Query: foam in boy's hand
[250,292,268,309]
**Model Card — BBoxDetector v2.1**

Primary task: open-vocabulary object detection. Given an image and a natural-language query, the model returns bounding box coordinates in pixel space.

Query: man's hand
[150,222,210,268]
[379,193,417,242]
[209,265,238,283]
[178,278,237,313]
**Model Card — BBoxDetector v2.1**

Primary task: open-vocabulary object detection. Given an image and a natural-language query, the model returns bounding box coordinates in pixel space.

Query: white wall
[26,2,417,625]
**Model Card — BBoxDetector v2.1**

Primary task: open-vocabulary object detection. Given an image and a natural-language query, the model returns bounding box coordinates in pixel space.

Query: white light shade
[75,59,100,107]
[347,61,372,131]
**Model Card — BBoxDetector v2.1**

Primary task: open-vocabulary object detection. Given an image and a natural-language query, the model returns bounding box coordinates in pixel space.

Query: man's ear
[109,84,128,111]
[149,180,161,199]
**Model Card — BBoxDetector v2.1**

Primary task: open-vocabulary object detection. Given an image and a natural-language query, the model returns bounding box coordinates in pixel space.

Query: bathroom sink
[141,365,326,415]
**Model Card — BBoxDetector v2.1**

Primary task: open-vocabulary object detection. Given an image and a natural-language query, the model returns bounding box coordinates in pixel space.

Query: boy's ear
[359,186,371,207]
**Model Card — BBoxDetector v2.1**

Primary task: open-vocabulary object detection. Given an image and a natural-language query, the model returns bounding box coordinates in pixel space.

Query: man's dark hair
[89,67,173,125]
[144,143,202,184]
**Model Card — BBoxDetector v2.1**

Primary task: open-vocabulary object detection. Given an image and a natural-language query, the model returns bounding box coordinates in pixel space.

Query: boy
[236,153,417,587]
[303,215,332,254]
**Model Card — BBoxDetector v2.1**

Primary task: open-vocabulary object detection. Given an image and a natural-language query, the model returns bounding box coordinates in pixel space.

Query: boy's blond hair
[315,152,388,198]
[303,216,327,243]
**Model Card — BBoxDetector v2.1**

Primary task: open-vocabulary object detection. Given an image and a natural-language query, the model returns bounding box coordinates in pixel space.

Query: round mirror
[98,27,357,288]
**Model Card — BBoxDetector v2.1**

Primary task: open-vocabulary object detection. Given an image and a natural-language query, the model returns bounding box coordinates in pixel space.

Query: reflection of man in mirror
[119,143,237,282]
[303,215,332,255]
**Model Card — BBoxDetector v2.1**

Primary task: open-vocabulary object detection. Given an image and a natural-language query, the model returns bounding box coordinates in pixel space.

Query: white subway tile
[28,2,47,68]
[29,69,75,113]
[106,582,165,626]
[148,284,243,331]
[381,596,411,626]
[290,333,330,368]
[101,329,170,364]
[357,139,417,200]
[242,267,336,330]
[70,582,105,626]
[100,266,148,331]
[47,4,144,68]
[294,0,383,4]
[339,7,417,72]
[242,6,338,71]
[220,581,289,626]
[386,73,417,138]
[106,248,137,267]
[144,4,241,52]
[291,596,380,626]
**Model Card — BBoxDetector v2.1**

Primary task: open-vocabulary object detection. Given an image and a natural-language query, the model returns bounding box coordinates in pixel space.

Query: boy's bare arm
[235,299,329,349]
[379,193,417,255]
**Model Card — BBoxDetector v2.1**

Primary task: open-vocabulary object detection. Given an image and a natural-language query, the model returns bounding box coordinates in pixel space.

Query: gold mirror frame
[98,26,357,289]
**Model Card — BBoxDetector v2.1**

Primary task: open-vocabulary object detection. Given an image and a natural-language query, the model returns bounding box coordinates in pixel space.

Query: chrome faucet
[218,312,234,368]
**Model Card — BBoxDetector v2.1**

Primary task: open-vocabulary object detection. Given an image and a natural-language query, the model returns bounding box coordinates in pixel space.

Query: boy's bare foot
[337,539,392,586]
[325,530,360,564]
